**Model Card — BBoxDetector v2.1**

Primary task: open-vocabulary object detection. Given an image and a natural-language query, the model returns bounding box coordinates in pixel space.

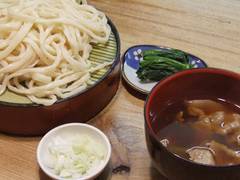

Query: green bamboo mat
[88,32,117,83]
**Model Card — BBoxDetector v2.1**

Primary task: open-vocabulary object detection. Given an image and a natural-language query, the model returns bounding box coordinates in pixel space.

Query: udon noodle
[0,0,111,105]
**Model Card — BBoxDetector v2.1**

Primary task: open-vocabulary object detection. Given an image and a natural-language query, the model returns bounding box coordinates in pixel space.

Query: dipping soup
[157,99,240,166]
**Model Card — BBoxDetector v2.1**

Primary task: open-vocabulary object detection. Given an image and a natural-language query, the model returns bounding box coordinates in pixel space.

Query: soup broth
[157,99,240,166]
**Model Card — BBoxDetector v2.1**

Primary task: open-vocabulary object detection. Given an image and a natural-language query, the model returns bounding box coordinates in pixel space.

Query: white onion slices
[0,0,111,106]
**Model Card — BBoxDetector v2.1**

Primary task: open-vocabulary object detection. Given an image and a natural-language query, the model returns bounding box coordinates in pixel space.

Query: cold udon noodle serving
[0,0,111,106]
[158,99,240,166]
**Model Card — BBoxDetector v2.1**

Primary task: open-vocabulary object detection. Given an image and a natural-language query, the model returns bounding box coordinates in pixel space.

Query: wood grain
[0,0,239,179]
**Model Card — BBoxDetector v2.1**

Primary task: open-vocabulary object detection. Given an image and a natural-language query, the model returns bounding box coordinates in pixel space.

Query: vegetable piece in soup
[187,146,215,165]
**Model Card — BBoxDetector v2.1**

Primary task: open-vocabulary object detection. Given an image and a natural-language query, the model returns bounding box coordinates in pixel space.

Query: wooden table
[0,0,239,179]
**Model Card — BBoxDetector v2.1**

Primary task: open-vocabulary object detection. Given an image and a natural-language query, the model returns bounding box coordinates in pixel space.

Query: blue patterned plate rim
[122,45,208,94]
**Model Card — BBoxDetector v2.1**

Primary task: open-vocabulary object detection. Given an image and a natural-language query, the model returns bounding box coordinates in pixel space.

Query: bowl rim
[144,67,240,169]
[37,123,112,180]
[0,17,121,107]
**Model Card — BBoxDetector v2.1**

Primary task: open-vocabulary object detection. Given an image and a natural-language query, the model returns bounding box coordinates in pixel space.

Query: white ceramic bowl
[37,123,111,180]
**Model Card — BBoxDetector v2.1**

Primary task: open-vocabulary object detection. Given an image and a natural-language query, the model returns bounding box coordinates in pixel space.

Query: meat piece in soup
[187,100,225,116]
[209,141,240,166]
[157,99,240,166]
[192,112,240,135]
[187,101,240,136]
[229,130,240,146]
[219,114,240,135]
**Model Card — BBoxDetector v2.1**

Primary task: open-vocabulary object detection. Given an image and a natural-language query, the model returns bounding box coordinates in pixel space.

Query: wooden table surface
[0,0,240,180]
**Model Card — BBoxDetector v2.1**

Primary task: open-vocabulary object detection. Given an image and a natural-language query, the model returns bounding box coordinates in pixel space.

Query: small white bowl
[37,123,111,180]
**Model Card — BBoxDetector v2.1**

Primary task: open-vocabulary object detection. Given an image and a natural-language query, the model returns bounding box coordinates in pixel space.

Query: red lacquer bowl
[0,19,121,136]
[145,68,240,180]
